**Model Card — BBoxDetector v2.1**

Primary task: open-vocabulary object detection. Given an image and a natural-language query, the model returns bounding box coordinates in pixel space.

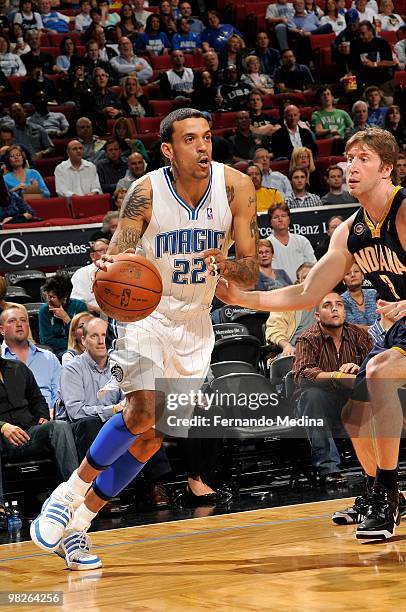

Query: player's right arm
[108,176,152,256]
[215,219,355,312]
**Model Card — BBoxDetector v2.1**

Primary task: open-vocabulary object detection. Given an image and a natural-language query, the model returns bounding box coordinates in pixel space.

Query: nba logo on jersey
[207,207,213,220]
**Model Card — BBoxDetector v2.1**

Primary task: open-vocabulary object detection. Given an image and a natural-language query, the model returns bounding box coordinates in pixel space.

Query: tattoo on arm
[121,184,152,221]
[109,228,141,254]
[224,214,260,288]
[226,185,235,205]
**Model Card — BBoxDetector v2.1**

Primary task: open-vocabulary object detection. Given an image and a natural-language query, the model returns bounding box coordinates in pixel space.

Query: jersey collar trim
[363,185,402,238]
[163,164,212,220]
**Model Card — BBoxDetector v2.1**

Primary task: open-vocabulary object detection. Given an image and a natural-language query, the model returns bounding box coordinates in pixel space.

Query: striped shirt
[293,322,372,381]
[285,191,322,209]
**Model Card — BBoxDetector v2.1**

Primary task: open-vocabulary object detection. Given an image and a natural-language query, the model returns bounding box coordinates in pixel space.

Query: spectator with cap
[331,9,361,75]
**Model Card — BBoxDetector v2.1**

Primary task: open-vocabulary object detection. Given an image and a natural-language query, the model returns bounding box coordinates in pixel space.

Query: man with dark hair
[312,87,353,139]
[10,102,55,160]
[39,273,88,359]
[321,166,358,205]
[20,63,59,104]
[31,107,259,570]
[96,140,127,194]
[22,29,59,75]
[159,50,195,99]
[254,31,281,77]
[201,10,241,53]
[349,20,396,91]
[273,48,314,93]
[248,90,281,138]
[179,1,204,35]
[28,91,69,138]
[228,111,269,162]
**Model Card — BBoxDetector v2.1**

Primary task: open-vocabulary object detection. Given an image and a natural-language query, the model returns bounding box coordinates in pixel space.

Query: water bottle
[7,500,22,531]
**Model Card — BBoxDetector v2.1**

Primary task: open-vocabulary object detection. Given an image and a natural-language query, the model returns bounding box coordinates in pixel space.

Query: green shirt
[311,108,353,137]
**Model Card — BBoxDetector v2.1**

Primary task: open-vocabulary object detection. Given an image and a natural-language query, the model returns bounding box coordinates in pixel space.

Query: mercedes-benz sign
[0,238,29,266]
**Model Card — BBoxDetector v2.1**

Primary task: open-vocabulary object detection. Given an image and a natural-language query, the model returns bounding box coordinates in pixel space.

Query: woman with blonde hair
[289,146,325,195]
[241,55,274,96]
[218,33,245,75]
[62,311,94,365]
[119,74,151,119]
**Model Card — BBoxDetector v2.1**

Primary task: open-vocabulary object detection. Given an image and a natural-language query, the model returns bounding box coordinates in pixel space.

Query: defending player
[211,127,406,542]
[30,109,259,569]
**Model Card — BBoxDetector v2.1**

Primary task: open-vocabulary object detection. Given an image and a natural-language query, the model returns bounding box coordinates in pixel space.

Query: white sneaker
[30,483,84,552]
[55,530,102,571]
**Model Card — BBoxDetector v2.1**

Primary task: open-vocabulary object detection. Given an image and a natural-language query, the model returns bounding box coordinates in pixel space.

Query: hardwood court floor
[1,498,406,612]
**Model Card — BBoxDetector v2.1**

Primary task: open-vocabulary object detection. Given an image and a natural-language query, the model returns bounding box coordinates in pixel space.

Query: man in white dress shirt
[55,140,102,198]
[71,239,109,314]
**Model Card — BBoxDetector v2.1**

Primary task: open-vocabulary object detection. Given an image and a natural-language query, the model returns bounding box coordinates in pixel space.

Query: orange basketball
[93,253,163,322]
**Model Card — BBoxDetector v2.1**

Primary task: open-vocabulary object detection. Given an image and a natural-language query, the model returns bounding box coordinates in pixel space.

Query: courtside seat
[5,270,46,302]
[211,335,261,368]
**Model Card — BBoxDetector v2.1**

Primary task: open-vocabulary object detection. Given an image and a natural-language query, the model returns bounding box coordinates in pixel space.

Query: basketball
[93,253,163,322]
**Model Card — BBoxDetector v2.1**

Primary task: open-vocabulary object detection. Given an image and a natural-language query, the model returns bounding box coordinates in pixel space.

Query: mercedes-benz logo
[0,238,29,266]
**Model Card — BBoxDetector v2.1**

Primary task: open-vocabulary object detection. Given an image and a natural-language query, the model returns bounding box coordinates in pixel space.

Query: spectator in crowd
[179,1,204,35]
[274,48,314,93]
[199,50,223,87]
[20,63,59,104]
[200,111,233,164]
[314,214,344,260]
[190,70,223,112]
[265,262,315,358]
[268,202,316,282]
[83,67,122,132]
[201,9,242,53]
[220,65,252,111]
[110,37,153,84]
[0,34,26,76]
[56,36,79,73]
[112,187,128,210]
[272,104,317,159]
[287,0,333,64]
[293,291,372,484]
[254,148,292,196]
[0,173,36,226]
[71,239,109,314]
[266,0,295,51]
[62,312,94,366]
[397,152,406,186]
[321,165,358,204]
[341,263,378,328]
[393,24,406,68]
[55,140,102,198]
[241,55,274,96]
[312,87,353,141]
[331,9,361,76]
[248,90,281,138]
[9,23,31,56]
[285,166,322,208]
[98,0,120,37]
[96,140,127,195]
[364,85,387,127]
[28,91,69,139]
[112,117,149,162]
[22,29,59,74]
[246,162,284,213]
[172,16,201,52]
[57,317,172,506]
[90,210,119,242]
[76,116,106,163]
[255,238,292,291]
[349,20,396,93]
[289,146,325,195]
[377,0,404,31]
[135,13,171,56]
[158,0,177,40]
[3,145,50,198]
[90,25,118,64]
[354,0,376,23]
[320,0,346,33]
[39,272,88,359]
[116,3,139,44]
[218,34,244,76]
[384,104,405,149]
[81,39,115,84]
[159,49,194,98]
[116,151,145,190]
[0,353,78,527]
[119,74,151,119]
[228,111,268,162]
[38,0,69,33]
[75,0,92,33]
[10,102,55,160]
[253,30,281,78]
[132,0,152,28]
[13,0,43,32]
[344,99,369,141]
[0,306,61,411]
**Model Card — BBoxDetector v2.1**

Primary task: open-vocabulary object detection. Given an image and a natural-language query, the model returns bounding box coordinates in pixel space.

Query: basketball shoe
[55,530,102,571]
[30,483,84,552]
[332,489,406,525]
[356,485,400,541]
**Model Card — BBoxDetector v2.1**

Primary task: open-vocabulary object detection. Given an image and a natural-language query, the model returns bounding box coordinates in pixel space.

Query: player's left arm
[203,167,259,289]
[376,198,406,321]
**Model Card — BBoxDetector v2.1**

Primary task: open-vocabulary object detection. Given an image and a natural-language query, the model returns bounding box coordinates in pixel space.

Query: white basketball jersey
[141,161,233,320]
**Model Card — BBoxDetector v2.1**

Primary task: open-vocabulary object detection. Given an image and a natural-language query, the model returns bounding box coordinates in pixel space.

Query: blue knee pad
[93,451,145,500]
[86,412,139,470]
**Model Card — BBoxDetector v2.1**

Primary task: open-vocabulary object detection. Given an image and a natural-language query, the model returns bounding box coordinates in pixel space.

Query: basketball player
[30,108,259,569]
[213,127,406,542]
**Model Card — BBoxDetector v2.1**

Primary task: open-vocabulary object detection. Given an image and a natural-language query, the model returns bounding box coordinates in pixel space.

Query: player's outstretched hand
[376,299,406,322]
[203,248,228,277]
[94,248,136,275]
[215,277,244,305]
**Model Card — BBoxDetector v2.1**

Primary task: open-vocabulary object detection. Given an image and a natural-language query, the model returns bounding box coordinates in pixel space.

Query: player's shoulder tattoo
[121,179,152,221]
[226,185,235,204]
